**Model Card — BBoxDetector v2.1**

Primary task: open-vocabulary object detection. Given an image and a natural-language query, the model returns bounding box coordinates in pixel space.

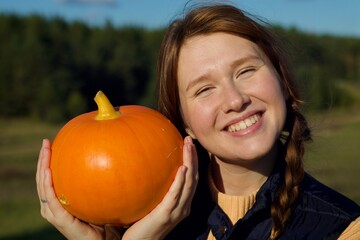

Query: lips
[226,113,261,133]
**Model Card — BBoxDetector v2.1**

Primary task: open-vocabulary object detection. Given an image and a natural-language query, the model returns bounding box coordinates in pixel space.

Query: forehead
[178,33,264,69]
[184,32,258,53]
[177,33,265,83]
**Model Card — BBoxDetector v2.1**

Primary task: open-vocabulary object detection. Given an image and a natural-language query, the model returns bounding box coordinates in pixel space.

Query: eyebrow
[185,75,210,92]
[185,55,263,92]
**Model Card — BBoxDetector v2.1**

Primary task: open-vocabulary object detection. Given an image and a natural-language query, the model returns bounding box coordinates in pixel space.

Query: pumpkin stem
[94,91,120,120]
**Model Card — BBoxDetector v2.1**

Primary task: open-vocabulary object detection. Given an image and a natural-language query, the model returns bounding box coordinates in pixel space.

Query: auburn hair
[156,4,312,239]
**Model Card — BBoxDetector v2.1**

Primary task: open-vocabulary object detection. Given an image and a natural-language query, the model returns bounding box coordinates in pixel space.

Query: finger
[175,136,198,211]
[35,140,44,185]
[183,136,199,186]
[39,140,55,218]
[36,140,45,201]
[37,139,51,203]
[159,164,187,213]
[43,168,67,220]
[40,140,51,201]
[36,140,47,194]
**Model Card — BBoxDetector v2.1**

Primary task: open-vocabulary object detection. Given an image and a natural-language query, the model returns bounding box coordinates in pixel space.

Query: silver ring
[40,199,48,203]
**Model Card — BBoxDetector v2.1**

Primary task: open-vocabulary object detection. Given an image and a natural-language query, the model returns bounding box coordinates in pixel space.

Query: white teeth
[239,121,246,130]
[250,116,256,124]
[245,118,252,127]
[227,114,260,133]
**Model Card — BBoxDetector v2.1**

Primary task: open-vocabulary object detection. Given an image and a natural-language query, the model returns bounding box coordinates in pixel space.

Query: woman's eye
[237,67,255,78]
[195,86,212,96]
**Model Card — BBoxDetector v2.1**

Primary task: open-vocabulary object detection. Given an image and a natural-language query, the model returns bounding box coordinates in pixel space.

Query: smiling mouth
[226,113,261,132]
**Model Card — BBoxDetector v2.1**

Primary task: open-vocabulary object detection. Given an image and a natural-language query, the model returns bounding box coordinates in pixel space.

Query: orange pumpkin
[50,91,183,226]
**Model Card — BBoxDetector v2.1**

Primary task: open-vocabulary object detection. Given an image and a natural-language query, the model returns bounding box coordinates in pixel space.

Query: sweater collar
[206,145,286,239]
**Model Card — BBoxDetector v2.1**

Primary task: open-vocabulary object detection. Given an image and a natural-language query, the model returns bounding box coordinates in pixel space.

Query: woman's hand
[122,136,199,240]
[35,139,121,240]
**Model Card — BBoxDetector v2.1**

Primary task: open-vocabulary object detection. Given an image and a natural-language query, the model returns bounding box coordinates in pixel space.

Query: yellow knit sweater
[207,174,360,240]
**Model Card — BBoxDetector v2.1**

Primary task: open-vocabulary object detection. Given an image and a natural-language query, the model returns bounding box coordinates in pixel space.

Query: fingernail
[185,136,193,144]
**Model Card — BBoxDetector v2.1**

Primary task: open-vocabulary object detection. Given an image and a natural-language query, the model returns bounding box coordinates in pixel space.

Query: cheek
[258,74,286,105]
[264,80,287,126]
[182,102,215,135]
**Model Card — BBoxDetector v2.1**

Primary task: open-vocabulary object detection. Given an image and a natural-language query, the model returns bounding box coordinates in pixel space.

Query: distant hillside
[0,14,359,122]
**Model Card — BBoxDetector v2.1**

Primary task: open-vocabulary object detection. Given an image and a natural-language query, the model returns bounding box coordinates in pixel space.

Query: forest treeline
[1,14,360,123]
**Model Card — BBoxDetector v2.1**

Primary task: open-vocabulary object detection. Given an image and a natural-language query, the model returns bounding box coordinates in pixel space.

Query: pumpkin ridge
[113,118,154,221]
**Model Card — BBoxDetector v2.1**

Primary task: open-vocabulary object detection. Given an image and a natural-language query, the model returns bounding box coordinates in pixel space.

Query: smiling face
[178,33,287,164]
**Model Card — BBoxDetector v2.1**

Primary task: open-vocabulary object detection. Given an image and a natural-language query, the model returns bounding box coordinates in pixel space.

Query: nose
[221,83,250,113]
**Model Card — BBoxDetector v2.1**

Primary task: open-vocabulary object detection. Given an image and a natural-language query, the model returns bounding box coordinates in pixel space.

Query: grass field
[0,119,64,239]
[0,109,359,239]
[304,109,360,203]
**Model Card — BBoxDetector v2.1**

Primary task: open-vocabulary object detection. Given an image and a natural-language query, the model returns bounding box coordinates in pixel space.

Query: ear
[185,128,196,139]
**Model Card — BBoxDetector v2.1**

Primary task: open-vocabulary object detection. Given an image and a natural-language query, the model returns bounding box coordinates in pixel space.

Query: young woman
[36,4,360,239]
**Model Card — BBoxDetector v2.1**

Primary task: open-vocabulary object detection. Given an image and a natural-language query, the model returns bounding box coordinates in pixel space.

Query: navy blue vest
[206,173,360,240]
[165,144,360,240]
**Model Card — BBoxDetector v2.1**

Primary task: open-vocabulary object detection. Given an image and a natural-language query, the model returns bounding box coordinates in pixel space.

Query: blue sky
[1,0,360,37]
